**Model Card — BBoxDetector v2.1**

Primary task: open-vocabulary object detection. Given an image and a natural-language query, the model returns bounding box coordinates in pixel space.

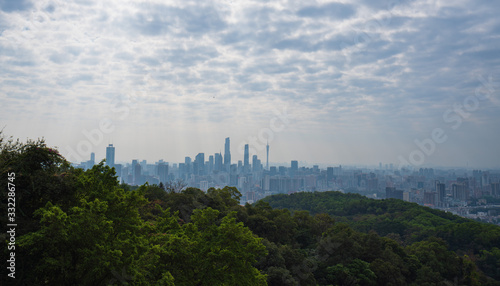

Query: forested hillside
[1,136,499,285]
[263,191,500,283]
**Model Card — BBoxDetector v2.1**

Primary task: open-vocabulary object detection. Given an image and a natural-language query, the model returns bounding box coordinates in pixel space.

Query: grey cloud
[44,4,55,13]
[0,0,32,12]
[243,81,272,92]
[5,59,36,66]
[113,52,134,61]
[79,57,100,65]
[198,70,230,84]
[462,49,500,64]
[182,6,226,34]
[245,62,299,75]
[139,57,161,67]
[297,2,355,19]
[272,38,316,52]
[49,52,74,64]
[128,13,173,36]
[64,46,83,56]
[124,3,226,37]
[158,47,219,68]
[354,0,413,11]
[57,74,94,87]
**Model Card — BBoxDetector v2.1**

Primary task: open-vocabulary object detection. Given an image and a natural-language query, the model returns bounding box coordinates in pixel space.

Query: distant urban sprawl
[74,138,500,225]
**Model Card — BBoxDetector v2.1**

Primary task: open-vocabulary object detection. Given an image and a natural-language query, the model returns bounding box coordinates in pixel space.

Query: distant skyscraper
[244,144,250,172]
[87,152,96,170]
[132,159,140,185]
[327,167,334,181]
[266,141,269,170]
[208,155,214,173]
[238,160,243,173]
[214,152,223,171]
[491,183,500,197]
[270,166,277,176]
[185,157,192,174]
[291,160,298,177]
[452,183,468,201]
[134,164,142,185]
[252,155,258,172]
[106,144,115,167]
[157,162,169,183]
[195,153,205,175]
[224,137,231,170]
[278,166,286,176]
[435,181,446,204]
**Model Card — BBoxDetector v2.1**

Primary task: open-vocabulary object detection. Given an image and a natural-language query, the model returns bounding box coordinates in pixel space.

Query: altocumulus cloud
[0,0,499,167]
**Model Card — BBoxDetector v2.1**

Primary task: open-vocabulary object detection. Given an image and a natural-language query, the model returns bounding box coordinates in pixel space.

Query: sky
[1,0,499,169]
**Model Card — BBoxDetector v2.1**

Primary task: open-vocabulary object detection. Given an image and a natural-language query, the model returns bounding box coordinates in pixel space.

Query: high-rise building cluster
[74,140,500,219]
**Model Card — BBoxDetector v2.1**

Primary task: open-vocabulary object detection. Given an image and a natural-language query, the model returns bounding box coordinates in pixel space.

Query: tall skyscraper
[157,162,169,183]
[452,183,468,201]
[208,155,214,173]
[87,152,96,170]
[252,155,260,172]
[266,141,269,170]
[435,181,446,204]
[224,137,231,170]
[195,153,205,175]
[185,157,192,174]
[270,166,277,176]
[214,152,223,171]
[491,183,500,197]
[132,159,140,185]
[327,167,334,181]
[106,144,115,167]
[244,144,250,172]
[238,160,243,173]
[134,164,142,185]
[291,160,298,177]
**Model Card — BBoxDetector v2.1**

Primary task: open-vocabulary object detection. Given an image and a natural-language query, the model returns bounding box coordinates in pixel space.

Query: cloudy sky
[1,0,499,168]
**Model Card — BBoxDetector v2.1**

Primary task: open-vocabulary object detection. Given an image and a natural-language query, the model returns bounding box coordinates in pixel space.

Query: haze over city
[1,0,499,168]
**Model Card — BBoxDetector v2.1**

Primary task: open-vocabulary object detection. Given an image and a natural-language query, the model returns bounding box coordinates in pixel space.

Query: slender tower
[106,144,115,168]
[266,141,269,170]
[224,137,231,171]
[244,144,249,172]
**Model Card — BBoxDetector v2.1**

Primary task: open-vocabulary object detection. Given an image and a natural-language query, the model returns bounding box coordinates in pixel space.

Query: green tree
[155,207,268,285]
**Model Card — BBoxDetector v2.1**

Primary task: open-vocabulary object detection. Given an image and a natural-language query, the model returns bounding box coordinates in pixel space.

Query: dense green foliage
[1,136,265,285]
[263,191,500,284]
[2,135,500,285]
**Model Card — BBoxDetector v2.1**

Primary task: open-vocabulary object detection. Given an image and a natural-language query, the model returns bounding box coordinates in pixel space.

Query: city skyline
[76,137,500,171]
[1,0,500,168]
[72,136,500,226]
